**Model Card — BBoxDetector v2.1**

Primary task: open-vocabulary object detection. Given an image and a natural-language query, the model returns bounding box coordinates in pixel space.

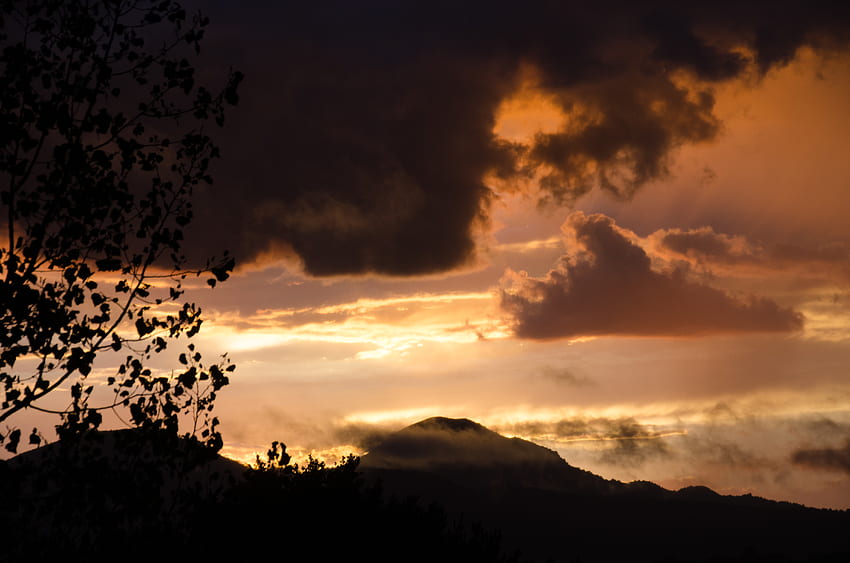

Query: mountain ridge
[359,416,850,562]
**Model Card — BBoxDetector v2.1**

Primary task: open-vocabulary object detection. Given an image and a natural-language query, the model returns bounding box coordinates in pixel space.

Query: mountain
[6,427,245,494]
[1,428,246,558]
[5,420,849,562]
[360,417,850,563]
[361,416,617,494]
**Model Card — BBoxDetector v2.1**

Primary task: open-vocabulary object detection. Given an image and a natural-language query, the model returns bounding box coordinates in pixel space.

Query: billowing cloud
[183,1,850,276]
[792,439,850,475]
[529,72,719,205]
[499,212,804,338]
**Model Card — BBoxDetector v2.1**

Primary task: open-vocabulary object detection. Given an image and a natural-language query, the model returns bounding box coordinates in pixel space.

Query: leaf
[178,367,197,388]
[135,318,153,337]
[95,257,122,271]
[0,0,242,454]
[4,429,21,454]
[210,257,235,282]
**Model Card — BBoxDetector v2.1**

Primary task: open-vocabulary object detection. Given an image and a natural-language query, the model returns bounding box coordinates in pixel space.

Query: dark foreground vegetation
[4,420,850,563]
[360,418,850,563]
[0,429,519,563]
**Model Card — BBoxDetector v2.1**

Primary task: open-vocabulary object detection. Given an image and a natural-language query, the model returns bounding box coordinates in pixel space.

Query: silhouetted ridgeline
[3,420,850,562]
[360,417,850,563]
[1,427,518,562]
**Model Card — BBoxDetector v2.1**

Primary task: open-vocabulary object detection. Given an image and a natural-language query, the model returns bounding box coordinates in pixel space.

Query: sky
[12,1,850,510]
[175,1,850,510]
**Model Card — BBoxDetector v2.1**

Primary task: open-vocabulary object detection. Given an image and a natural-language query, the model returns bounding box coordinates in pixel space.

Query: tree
[0,0,242,453]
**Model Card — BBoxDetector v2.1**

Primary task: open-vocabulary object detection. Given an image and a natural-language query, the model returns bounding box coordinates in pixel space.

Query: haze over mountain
[5,418,849,561]
[361,417,850,562]
[362,416,617,494]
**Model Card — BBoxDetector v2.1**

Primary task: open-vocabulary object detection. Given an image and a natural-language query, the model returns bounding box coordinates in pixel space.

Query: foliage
[2,427,238,558]
[0,0,242,452]
[2,436,522,561]
[210,443,521,562]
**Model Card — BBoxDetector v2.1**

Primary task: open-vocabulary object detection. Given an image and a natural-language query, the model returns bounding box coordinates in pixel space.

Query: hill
[4,420,849,562]
[360,417,850,562]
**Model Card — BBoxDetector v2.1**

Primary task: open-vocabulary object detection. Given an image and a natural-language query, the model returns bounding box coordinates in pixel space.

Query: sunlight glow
[343,406,455,426]
[493,66,567,143]
[201,290,510,357]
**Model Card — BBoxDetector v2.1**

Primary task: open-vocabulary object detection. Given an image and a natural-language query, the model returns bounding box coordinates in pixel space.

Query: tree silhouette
[206,444,522,563]
[0,0,242,453]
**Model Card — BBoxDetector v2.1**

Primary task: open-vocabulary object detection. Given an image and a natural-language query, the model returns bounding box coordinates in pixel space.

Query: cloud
[537,366,594,387]
[331,422,393,452]
[651,227,850,281]
[792,439,850,475]
[655,227,752,264]
[183,1,850,276]
[500,416,674,467]
[599,435,671,468]
[529,72,719,204]
[499,212,804,339]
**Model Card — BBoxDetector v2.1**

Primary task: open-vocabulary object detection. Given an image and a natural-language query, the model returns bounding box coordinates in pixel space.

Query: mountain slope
[361,416,617,494]
[360,417,850,563]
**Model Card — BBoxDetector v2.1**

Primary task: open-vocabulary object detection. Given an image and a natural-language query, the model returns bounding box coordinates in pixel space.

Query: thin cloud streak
[201,290,508,356]
[647,226,850,283]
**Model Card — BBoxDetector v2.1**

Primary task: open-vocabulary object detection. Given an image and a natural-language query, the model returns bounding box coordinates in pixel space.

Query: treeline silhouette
[4,422,850,563]
[359,418,850,563]
[1,429,521,562]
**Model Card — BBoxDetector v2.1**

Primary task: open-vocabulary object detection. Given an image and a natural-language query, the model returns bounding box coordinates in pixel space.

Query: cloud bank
[500,212,804,338]
[187,0,850,276]
[651,227,850,282]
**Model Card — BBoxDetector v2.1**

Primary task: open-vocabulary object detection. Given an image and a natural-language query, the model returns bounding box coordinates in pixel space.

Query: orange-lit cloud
[574,48,850,246]
[186,3,850,277]
[500,212,803,339]
[201,291,508,360]
[647,226,850,283]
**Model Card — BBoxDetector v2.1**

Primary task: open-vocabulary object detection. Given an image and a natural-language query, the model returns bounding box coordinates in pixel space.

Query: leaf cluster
[0,0,241,452]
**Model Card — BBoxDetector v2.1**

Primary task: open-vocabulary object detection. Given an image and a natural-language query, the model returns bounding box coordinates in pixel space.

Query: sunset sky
[17,1,850,510]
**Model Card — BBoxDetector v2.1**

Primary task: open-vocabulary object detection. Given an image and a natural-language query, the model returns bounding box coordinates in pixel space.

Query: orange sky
[152,49,850,509]
[7,8,850,511]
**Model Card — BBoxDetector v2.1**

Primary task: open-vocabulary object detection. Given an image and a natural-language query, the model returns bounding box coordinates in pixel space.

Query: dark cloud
[792,438,850,475]
[658,227,744,264]
[531,73,719,204]
[643,10,747,81]
[526,417,662,442]
[182,0,850,276]
[538,366,594,387]
[599,435,670,467]
[657,227,850,279]
[500,213,804,339]
[501,416,673,467]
